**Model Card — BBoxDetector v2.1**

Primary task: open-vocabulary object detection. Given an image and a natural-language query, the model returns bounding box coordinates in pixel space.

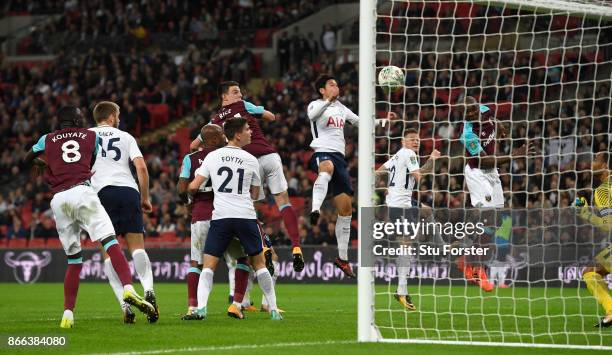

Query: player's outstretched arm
[133,157,152,213]
[262,110,276,121]
[419,149,441,174]
[190,136,202,152]
[476,141,536,169]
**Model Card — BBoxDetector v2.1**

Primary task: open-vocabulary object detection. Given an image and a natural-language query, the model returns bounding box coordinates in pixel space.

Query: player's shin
[104,258,127,308]
[233,262,250,307]
[132,249,154,292]
[102,236,133,287]
[335,215,352,260]
[279,204,301,247]
[255,267,278,312]
[261,260,279,308]
[312,172,331,212]
[187,267,201,309]
[64,253,83,312]
[197,268,214,310]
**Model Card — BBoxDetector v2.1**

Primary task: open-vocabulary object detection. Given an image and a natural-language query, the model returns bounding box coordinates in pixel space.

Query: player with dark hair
[458,96,534,291]
[576,151,612,327]
[24,106,156,328]
[306,74,362,277]
[190,81,305,273]
[188,117,282,321]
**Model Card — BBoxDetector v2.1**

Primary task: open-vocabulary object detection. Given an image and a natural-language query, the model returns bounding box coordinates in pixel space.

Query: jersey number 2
[217,167,245,193]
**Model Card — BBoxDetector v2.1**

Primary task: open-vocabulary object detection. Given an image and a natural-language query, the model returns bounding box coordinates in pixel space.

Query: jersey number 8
[61,140,81,163]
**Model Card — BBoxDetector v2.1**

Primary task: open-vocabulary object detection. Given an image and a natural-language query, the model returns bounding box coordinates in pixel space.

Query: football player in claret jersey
[458,96,534,291]
[23,106,156,328]
[377,128,440,310]
[307,75,360,277]
[576,152,612,327]
[190,81,304,272]
[178,124,253,320]
[89,101,158,324]
[188,117,282,321]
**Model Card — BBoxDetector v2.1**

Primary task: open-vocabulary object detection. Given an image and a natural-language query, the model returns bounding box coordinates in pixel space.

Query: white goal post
[358,0,612,349]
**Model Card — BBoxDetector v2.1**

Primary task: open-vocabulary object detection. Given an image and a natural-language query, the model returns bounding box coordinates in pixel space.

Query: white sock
[241,276,253,308]
[255,268,277,311]
[63,309,73,319]
[312,172,331,212]
[123,284,135,293]
[104,258,125,309]
[498,266,508,285]
[132,249,154,292]
[228,265,236,298]
[261,261,280,306]
[397,266,409,295]
[335,215,352,260]
[197,268,214,309]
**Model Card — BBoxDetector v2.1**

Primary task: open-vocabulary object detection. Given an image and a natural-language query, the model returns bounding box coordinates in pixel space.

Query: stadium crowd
[0,1,610,248]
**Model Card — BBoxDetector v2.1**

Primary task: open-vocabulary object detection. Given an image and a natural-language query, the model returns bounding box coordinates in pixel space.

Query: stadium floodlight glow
[358,0,612,349]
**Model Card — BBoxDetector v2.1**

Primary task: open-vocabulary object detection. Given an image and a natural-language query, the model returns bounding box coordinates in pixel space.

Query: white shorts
[192,220,245,264]
[191,220,211,264]
[50,184,115,256]
[464,165,505,208]
[257,153,288,200]
[223,239,248,266]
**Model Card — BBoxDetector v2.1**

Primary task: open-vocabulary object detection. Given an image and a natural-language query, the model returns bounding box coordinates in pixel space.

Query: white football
[378,65,405,89]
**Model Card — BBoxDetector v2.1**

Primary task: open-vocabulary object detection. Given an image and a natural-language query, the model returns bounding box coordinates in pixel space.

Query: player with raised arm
[188,117,282,321]
[307,74,361,277]
[458,96,534,291]
[190,81,304,272]
[89,101,158,324]
[23,106,156,328]
[576,152,612,327]
[376,128,440,310]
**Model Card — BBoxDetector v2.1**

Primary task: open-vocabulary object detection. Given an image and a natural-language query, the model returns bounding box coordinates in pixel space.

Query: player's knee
[319,160,334,175]
[67,251,83,265]
[273,190,290,205]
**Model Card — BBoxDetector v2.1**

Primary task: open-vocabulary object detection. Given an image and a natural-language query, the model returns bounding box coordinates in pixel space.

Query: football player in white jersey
[307,75,364,277]
[377,128,439,310]
[188,117,282,321]
[90,101,158,323]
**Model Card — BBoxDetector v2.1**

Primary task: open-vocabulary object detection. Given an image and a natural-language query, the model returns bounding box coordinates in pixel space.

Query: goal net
[358,0,612,349]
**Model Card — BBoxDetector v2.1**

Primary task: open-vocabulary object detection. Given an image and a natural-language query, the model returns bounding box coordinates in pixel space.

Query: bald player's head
[201,124,225,148]
[462,96,480,121]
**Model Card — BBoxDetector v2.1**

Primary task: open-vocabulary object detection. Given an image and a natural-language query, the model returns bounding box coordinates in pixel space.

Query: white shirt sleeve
[382,155,396,170]
[195,155,210,178]
[307,100,332,121]
[340,102,359,126]
[404,149,420,172]
[250,157,261,187]
[128,134,143,160]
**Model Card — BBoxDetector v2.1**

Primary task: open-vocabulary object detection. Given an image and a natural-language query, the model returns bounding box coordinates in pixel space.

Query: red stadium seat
[28,239,46,248]
[146,104,170,129]
[160,232,177,242]
[47,238,62,249]
[8,239,28,248]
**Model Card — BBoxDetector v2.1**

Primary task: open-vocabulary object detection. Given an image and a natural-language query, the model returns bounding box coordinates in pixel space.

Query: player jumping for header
[190,81,304,273]
[458,96,534,291]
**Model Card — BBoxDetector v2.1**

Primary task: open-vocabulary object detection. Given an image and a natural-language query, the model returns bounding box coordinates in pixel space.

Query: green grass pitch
[0,283,609,354]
